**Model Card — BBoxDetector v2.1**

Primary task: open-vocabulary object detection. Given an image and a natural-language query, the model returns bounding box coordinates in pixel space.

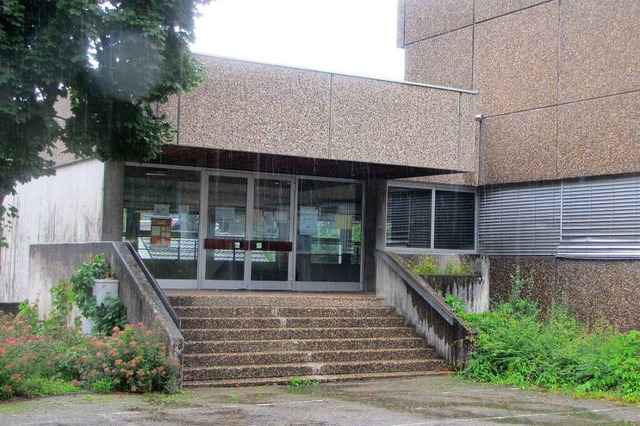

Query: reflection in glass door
[250,179,292,289]
[203,175,248,288]
[294,179,363,291]
[202,174,294,290]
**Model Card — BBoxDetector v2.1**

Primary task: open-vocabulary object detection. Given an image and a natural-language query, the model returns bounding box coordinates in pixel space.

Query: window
[123,166,201,280]
[479,184,561,256]
[386,187,431,248]
[434,191,475,250]
[386,185,476,251]
[478,174,640,259]
[296,179,363,283]
[558,175,640,258]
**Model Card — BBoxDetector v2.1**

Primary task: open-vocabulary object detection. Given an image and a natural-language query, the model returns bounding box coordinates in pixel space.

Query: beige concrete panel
[405,27,473,90]
[45,140,79,168]
[558,92,640,179]
[474,1,558,116]
[459,93,478,178]
[47,97,79,166]
[475,0,550,22]
[488,256,558,311]
[404,0,474,44]
[178,56,332,159]
[397,0,405,48]
[483,107,558,184]
[407,173,476,186]
[330,75,462,170]
[557,259,640,332]
[559,0,640,103]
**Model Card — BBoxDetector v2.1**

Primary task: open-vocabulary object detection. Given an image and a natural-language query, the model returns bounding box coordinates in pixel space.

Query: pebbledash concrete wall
[490,257,640,332]
[161,55,477,174]
[399,0,640,329]
[398,0,640,186]
[0,159,124,304]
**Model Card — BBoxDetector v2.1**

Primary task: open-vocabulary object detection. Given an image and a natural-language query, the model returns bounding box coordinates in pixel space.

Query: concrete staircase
[167,292,450,387]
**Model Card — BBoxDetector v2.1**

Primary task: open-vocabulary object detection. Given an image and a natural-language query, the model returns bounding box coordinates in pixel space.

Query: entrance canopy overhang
[151,145,462,180]
[160,55,477,178]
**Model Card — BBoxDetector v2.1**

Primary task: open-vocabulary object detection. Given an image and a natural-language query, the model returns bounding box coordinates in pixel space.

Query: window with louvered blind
[434,191,476,250]
[386,187,431,248]
[478,174,640,258]
[386,185,476,251]
[558,175,640,258]
[479,184,561,255]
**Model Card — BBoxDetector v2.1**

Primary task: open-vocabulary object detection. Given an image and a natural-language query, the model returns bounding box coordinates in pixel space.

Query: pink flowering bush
[0,311,180,400]
[74,323,180,394]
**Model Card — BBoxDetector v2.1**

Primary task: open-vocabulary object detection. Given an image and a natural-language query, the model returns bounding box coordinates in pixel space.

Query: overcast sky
[191,0,405,80]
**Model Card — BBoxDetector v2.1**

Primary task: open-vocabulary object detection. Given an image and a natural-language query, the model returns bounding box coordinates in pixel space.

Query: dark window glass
[434,191,475,250]
[123,166,201,280]
[296,179,363,283]
[386,187,432,248]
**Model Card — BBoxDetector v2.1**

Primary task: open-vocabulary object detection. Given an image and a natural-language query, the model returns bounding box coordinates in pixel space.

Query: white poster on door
[299,206,318,236]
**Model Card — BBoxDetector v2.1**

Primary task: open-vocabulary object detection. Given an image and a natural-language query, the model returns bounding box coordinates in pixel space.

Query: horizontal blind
[479,184,561,255]
[408,190,432,248]
[386,188,431,248]
[558,175,640,258]
[434,191,475,250]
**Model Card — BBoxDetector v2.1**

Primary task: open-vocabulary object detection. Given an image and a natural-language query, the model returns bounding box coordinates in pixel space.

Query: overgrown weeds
[407,255,476,276]
[448,268,640,402]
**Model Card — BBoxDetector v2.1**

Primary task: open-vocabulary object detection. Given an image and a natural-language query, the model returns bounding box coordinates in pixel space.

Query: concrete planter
[421,274,486,313]
[81,278,119,334]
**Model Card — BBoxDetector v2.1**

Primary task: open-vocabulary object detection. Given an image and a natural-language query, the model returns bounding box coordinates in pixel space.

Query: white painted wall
[0,160,106,310]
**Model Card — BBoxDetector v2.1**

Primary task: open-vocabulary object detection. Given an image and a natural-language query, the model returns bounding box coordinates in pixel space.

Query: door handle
[203,239,248,250]
[249,240,293,252]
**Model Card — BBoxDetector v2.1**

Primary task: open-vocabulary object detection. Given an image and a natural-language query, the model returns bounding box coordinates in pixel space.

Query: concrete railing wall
[403,254,490,313]
[376,250,476,367]
[28,242,183,364]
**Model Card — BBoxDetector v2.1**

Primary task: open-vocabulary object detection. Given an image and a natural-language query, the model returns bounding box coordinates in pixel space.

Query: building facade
[399,0,640,329]
[1,0,639,330]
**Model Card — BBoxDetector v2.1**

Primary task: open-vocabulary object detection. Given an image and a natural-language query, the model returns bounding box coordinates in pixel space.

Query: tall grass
[452,268,640,401]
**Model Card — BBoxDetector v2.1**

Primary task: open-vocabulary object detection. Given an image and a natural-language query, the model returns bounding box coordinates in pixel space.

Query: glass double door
[201,173,294,290]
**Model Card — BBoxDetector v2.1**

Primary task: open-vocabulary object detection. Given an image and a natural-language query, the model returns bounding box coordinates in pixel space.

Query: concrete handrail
[124,241,181,328]
[376,249,477,366]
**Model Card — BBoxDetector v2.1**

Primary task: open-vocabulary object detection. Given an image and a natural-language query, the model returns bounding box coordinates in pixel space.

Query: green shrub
[287,376,320,388]
[0,310,179,400]
[92,378,114,394]
[76,323,180,394]
[451,270,640,402]
[70,253,127,335]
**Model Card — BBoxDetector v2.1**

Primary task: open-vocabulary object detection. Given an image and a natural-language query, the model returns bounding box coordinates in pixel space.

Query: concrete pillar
[362,179,387,292]
[102,162,124,241]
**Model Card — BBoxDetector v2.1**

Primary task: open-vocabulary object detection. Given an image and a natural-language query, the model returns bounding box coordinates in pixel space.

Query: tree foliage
[0,0,209,200]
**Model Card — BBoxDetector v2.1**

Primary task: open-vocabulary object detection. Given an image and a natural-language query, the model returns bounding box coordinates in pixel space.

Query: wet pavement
[1,375,640,425]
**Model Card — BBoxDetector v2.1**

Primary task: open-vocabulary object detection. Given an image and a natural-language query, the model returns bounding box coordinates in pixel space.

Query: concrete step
[184,337,430,354]
[173,306,397,318]
[182,326,418,341]
[167,293,383,308]
[179,316,407,330]
[184,348,435,367]
[168,291,451,386]
[183,359,449,381]
[185,370,451,388]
